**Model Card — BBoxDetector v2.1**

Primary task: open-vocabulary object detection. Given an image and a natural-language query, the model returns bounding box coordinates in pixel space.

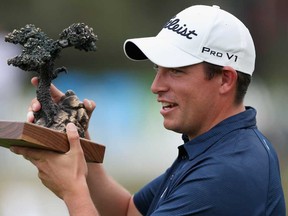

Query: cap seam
[197,6,221,58]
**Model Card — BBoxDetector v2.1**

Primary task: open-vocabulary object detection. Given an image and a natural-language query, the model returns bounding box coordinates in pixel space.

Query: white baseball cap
[124,5,256,75]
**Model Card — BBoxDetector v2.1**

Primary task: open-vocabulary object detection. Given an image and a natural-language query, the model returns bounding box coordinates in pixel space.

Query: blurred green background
[0,0,287,215]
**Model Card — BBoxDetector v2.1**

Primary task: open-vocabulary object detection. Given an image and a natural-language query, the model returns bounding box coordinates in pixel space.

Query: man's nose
[151,69,169,94]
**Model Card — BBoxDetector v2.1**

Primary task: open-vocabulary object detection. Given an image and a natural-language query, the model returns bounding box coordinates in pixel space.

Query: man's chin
[163,122,182,134]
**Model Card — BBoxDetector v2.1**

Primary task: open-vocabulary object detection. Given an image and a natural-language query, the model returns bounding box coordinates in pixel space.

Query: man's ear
[219,66,238,94]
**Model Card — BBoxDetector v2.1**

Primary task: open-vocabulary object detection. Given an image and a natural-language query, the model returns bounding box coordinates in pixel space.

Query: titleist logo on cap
[163,16,198,39]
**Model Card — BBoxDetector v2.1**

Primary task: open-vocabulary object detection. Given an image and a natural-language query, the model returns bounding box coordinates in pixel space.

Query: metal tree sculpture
[5,23,98,137]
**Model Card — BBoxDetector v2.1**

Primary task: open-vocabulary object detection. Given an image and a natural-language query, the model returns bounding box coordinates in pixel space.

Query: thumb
[66,123,83,153]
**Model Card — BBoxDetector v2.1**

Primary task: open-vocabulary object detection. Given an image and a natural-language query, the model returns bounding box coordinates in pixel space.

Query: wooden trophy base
[0,121,105,163]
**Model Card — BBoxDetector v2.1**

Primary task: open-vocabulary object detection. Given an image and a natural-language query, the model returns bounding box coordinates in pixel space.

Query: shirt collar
[181,106,257,160]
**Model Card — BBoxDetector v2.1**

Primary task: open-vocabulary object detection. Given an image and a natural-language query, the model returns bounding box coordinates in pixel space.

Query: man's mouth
[162,102,177,110]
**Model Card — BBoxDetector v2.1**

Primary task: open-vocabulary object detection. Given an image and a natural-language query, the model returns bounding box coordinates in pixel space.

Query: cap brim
[123,37,203,68]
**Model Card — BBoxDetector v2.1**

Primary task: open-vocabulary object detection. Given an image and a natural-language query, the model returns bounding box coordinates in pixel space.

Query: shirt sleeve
[133,173,165,215]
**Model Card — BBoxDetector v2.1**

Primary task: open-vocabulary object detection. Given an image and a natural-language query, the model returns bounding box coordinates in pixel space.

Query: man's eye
[171,68,183,74]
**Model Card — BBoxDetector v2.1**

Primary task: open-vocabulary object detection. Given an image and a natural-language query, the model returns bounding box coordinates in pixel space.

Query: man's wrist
[63,179,99,216]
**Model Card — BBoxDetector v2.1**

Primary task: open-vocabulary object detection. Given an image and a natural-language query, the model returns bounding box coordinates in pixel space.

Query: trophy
[0,23,105,162]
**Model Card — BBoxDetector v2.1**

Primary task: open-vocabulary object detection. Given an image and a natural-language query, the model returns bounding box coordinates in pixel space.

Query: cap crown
[157,5,255,75]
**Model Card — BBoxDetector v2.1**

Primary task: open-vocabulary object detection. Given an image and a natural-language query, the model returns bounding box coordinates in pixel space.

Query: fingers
[66,123,84,155]
[31,77,39,87]
[31,77,65,103]
[27,97,41,122]
[10,124,84,164]
[82,99,96,139]
[29,77,96,136]
[11,123,82,160]
[27,111,35,123]
[50,83,65,102]
[10,146,44,165]
[28,77,65,122]
[83,99,96,118]
[29,98,41,112]
[31,77,96,109]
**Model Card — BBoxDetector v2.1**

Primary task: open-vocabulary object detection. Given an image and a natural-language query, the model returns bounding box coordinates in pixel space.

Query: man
[10,5,285,216]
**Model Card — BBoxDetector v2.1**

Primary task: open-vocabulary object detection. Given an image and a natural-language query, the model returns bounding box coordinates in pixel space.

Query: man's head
[123,5,255,138]
[124,5,255,76]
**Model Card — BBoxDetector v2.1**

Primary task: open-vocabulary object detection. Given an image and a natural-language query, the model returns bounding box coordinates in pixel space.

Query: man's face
[151,63,222,139]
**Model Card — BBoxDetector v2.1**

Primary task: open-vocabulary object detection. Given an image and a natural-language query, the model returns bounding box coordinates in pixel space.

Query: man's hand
[27,77,96,138]
[10,123,87,198]
[10,123,99,215]
[10,76,98,199]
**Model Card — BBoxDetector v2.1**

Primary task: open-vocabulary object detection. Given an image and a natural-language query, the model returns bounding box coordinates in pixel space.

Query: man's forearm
[63,181,100,216]
[86,163,132,216]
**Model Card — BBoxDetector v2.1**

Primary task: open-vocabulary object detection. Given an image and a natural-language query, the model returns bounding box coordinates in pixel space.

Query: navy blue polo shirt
[134,107,285,215]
